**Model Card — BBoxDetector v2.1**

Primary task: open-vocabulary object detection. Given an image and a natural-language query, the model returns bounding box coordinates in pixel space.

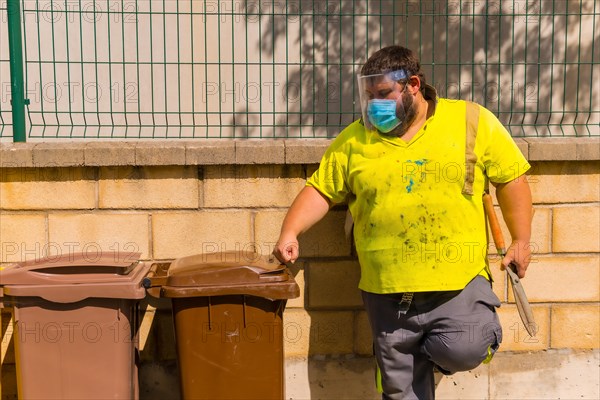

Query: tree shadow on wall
[228,0,597,139]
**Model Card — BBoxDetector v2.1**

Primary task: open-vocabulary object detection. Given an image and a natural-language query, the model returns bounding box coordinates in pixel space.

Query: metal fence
[1,0,598,140]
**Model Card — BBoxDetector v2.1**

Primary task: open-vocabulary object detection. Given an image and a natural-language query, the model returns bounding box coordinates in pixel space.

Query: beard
[386,91,417,137]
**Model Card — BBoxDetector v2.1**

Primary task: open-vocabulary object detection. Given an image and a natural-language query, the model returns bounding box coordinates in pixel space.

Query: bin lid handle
[14,252,141,272]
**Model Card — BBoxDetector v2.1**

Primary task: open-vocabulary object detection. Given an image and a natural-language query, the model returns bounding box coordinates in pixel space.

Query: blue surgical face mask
[367,99,401,133]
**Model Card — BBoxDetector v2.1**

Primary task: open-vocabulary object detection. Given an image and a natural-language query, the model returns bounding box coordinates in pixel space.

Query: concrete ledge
[0,143,34,167]
[85,142,136,166]
[576,138,600,160]
[32,142,85,167]
[135,141,186,166]
[235,140,285,164]
[285,139,331,164]
[524,138,578,161]
[185,140,235,165]
[1,138,598,167]
[523,137,600,161]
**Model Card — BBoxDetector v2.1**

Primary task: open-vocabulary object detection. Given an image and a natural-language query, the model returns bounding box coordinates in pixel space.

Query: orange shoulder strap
[462,101,480,195]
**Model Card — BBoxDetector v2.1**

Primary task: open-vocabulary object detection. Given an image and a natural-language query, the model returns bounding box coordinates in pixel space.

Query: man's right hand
[272,234,299,264]
[271,186,332,265]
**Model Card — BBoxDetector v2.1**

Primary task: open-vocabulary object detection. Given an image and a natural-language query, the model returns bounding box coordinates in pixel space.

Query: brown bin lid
[0,252,150,303]
[161,251,300,300]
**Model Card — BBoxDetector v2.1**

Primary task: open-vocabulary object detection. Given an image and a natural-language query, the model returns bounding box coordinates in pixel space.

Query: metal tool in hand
[483,192,537,337]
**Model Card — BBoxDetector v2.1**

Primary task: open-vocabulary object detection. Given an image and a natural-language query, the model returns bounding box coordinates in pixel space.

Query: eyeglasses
[364,79,408,100]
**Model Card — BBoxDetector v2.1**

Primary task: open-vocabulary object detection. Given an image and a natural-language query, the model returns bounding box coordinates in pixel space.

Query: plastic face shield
[357,69,409,132]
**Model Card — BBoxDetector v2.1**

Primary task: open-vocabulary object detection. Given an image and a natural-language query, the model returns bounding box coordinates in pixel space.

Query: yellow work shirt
[307,97,530,294]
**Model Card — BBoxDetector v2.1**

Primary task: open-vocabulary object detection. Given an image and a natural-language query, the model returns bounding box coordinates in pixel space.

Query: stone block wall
[0,138,598,399]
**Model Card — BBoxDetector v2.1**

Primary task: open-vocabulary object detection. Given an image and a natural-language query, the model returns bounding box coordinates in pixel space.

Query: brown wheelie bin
[145,251,299,400]
[0,251,150,399]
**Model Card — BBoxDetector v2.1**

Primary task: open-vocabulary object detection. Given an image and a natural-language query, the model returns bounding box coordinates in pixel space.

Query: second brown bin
[145,251,299,400]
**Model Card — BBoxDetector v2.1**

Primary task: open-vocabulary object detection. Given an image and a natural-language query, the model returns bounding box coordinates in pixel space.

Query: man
[273,46,532,399]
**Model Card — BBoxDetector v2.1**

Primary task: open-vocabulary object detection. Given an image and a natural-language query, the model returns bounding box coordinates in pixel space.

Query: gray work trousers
[362,276,502,400]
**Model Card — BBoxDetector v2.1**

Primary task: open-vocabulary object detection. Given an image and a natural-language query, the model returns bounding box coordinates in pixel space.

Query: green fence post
[7,0,27,142]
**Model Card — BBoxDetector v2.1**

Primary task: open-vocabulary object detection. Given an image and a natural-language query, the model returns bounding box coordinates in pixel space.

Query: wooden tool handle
[483,192,506,255]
